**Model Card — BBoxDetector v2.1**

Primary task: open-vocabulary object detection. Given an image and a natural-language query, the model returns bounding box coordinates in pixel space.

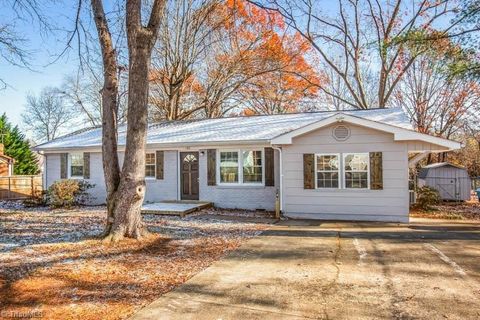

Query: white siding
[44,150,179,205]
[281,123,409,222]
[198,148,279,210]
[45,153,61,187]
[88,152,107,204]
[144,150,178,202]
[43,124,411,221]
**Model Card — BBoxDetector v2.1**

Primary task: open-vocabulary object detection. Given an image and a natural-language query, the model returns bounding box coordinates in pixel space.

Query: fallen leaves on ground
[410,200,480,220]
[0,206,269,320]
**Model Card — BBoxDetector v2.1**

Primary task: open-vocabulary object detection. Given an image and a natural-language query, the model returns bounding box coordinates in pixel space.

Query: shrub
[47,179,94,208]
[416,186,440,210]
[23,191,48,207]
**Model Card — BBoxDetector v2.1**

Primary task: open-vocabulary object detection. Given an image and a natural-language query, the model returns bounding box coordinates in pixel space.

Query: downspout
[272,146,283,213]
[39,151,47,190]
[176,150,180,201]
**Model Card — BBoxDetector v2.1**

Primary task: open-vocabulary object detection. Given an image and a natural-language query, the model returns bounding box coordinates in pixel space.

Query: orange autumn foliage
[240,31,323,115]
[149,0,322,119]
[217,0,322,114]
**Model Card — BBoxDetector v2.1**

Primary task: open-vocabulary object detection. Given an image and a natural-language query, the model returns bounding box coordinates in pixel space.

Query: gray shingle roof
[35,107,412,150]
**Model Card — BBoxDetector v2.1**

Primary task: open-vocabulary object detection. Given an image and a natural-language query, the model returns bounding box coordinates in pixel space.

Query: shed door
[435,179,457,200]
[180,152,199,200]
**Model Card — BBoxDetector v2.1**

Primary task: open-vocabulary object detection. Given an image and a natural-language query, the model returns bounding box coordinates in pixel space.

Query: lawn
[0,206,269,320]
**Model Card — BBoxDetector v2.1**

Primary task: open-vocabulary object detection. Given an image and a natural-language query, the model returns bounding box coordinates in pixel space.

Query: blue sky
[0,56,69,129]
[0,0,459,132]
[0,2,82,130]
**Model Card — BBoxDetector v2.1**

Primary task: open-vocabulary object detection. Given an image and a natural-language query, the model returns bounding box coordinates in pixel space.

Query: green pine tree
[0,114,39,175]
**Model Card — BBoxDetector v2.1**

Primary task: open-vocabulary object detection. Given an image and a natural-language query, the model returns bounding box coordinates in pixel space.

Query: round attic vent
[333,125,350,141]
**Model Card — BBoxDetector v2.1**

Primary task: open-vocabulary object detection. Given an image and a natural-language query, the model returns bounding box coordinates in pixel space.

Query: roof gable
[271,113,461,151]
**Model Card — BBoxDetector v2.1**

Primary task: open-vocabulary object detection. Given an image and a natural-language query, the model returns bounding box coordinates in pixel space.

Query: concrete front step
[141,201,213,217]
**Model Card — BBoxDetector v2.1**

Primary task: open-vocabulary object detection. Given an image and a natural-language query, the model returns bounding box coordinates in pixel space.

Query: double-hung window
[218,149,263,185]
[316,154,340,188]
[344,153,369,189]
[219,151,239,183]
[145,153,156,178]
[69,153,84,178]
[242,150,262,183]
[314,153,370,189]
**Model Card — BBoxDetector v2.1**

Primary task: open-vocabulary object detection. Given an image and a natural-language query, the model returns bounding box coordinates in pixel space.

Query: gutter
[271,146,283,213]
[34,139,272,153]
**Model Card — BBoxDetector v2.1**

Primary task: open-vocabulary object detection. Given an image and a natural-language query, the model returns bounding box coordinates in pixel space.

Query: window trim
[242,149,264,185]
[217,149,265,186]
[145,152,156,180]
[217,150,240,184]
[314,153,341,189]
[68,152,84,179]
[342,153,370,190]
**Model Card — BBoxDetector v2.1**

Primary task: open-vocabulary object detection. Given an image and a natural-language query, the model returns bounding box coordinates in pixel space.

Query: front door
[180,152,199,200]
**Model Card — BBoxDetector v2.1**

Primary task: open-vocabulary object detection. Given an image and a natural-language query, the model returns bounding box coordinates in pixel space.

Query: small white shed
[418,162,471,201]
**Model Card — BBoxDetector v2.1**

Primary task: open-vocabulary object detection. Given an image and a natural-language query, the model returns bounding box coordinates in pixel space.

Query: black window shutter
[83,152,90,179]
[156,151,164,179]
[207,149,216,186]
[264,147,275,186]
[60,153,68,179]
[303,154,315,189]
[370,152,383,190]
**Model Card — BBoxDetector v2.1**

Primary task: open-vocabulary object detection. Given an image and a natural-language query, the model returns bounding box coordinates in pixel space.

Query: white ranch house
[35,108,460,222]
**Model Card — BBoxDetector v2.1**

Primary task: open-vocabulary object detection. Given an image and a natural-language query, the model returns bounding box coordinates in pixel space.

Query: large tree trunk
[91,0,121,236]
[107,46,152,240]
[92,0,165,241]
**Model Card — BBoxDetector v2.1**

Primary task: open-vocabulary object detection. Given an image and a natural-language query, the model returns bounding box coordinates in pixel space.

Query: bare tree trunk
[91,0,121,236]
[92,0,165,241]
[108,46,152,239]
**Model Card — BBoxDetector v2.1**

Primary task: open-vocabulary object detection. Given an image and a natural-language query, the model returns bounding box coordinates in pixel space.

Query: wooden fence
[472,177,480,190]
[0,175,43,200]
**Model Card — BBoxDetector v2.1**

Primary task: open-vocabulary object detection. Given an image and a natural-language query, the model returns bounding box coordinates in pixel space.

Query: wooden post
[31,176,34,198]
[275,189,280,219]
[8,176,11,200]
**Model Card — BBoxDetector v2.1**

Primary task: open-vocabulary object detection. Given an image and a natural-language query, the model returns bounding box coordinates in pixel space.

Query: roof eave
[393,132,461,150]
[35,139,272,153]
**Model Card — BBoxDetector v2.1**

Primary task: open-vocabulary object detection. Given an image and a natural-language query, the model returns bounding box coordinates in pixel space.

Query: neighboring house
[0,144,14,176]
[34,108,460,222]
[419,162,471,201]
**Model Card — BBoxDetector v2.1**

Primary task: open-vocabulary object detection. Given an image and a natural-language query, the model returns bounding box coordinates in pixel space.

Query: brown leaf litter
[0,206,269,319]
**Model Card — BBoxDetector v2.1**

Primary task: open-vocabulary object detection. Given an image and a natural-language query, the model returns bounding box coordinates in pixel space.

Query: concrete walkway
[131,218,480,320]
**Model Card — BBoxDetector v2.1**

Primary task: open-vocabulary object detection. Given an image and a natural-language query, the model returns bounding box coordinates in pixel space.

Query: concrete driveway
[131,218,480,320]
